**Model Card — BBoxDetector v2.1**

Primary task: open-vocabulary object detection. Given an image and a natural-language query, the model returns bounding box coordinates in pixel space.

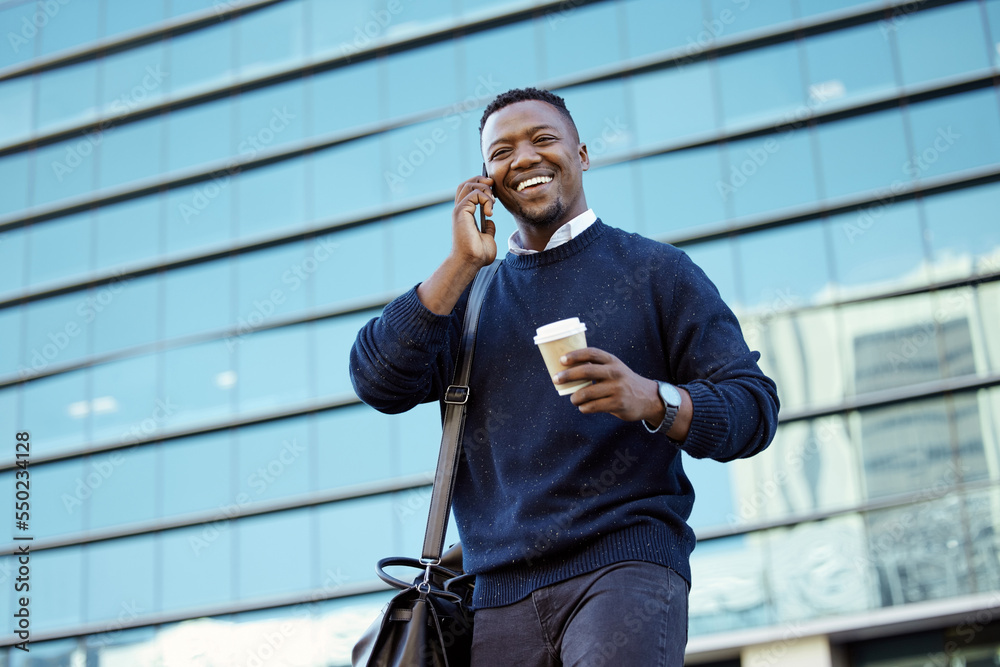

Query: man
[350,87,779,666]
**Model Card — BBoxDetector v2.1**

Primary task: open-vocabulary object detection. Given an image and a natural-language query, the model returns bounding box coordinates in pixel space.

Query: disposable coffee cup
[533,317,592,396]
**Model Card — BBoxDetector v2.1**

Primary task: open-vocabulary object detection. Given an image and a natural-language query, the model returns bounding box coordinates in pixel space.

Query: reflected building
[1,0,1000,665]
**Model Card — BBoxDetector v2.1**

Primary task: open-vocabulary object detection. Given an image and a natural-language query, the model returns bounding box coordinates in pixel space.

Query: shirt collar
[507,209,597,255]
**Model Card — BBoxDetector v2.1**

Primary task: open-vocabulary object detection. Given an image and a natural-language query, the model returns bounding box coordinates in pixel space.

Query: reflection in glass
[28,212,92,287]
[689,535,771,636]
[801,21,898,111]
[737,220,831,311]
[237,0,305,79]
[22,373,84,457]
[161,524,234,612]
[923,183,1000,281]
[238,325,310,413]
[85,627,161,666]
[162,339,236,429]
[161,431,233,518]
[631,62,716,148]
[905,88,1000,182]
[895,2,992,87]
[718,41,804,131]
[541,2,621,81]
[95,195,160,270]
[90,354,160,444]
[238,508,312,599]
[86,535,157,623]
[26,547,83,631]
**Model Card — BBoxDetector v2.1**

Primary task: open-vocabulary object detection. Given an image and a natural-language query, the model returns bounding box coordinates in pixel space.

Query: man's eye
[535,136,555,143]
[491,149,510,160]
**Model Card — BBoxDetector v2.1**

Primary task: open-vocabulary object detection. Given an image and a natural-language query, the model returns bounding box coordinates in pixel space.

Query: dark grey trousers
[470,560,689,667]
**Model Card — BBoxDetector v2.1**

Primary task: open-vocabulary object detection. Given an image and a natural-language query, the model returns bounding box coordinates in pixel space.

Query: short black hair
[479,87,578,138]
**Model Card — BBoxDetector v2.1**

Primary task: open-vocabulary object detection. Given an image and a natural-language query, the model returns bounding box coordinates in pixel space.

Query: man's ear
[578,142,590,171]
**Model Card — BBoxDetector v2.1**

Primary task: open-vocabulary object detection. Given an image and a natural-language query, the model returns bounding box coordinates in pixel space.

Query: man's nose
[510,142,542,170]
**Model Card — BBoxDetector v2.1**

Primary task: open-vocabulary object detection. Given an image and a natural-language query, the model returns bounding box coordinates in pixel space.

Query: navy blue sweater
[350,220,779,609]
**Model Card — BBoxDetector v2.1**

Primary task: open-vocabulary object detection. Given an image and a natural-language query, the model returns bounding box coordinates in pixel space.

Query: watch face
[660,382,681,407]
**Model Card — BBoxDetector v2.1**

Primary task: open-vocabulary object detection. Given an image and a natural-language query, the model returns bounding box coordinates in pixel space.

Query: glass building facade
[0,0,998,664]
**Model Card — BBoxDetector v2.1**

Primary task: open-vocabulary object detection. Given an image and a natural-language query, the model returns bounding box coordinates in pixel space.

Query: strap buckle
[444,385,469,405]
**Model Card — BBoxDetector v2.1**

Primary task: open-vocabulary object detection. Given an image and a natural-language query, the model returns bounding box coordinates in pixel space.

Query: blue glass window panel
[162,339,236,429]
[88,445,157,530]
[99,118,164,190]
[0,2,41,69]
[398,491,460,556]
[737,221,831,310]
[86,535,157,622]
[91,275,160,355]
[238,508,312,599]
[236,418,311,503]
[235,243,309,324]
[90,354,160,444]
[164,178,233,255]
[896,2,992,87]
[309,0,369,57]
[309,60,380,137]
[161,524,234,612]
[829,200,928,297]
[0,228,26,300]
[0,75,33,145]
[816,108,911,201]
[164,259,232,339]
[169,0,218,17]
[237,0,305,79]
[621,0,705,59]
[638,146,727,238]
[707,0,795,36]
[24,291,91,368]
[0,554,10,620]
[906,89,1000,181]
[317,495,394,583]
[989,0,1000,68]
[560,80,633,160]
[384,118,463,204]
[37,0,100,56]
[0,152,30,218]
[385,204,453,293]
[33,135,97,206]
[541,2,621,81]
[923,183,1000,279]
[312,135,384,221]
[585,163,640,235]
[84,627,160,665]
[32,547,83,631]
[718,41,805,131]
[238,325,310,412]
[235,160,307,240]
[95,196,160,269]
[460,22,538,95]
[316,405,392,488]
[99,41,169,116]
[632,62,716,148]
[725,130,819,219]
[166,98,233,173]
[27,212,92,287]
[684,454,734,530]
[0,308,20,376]
[384,40,458,120]
[395,401,441,477]
[802,22,898,111]
[27,458,86,539]
[237,80,305,157]
[797,0,879,18]
[162,431,232,517]
[314,225,387,308]
[684,238,740,311]
[104,0,166,38]
[315,313,372,398]
[168,20,235,98]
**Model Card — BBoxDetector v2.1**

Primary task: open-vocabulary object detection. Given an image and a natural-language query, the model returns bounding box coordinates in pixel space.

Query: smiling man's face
[481,100,590,233]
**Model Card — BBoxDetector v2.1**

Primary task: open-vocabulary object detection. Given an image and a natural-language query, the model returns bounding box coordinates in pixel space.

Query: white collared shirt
[507,209,597,255]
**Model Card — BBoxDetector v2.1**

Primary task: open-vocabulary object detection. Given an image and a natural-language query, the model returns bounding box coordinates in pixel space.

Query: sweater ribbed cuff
[380,287,454,349]
[678,381,730,459]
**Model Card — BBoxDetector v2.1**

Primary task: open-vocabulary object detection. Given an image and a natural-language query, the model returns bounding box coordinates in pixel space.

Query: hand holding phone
[480,164,490,231]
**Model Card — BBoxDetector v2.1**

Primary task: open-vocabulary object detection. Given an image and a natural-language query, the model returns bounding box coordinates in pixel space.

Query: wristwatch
[646,381,682,434]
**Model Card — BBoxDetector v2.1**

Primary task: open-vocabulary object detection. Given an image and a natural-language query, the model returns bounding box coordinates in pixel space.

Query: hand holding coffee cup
[534,318,592,395]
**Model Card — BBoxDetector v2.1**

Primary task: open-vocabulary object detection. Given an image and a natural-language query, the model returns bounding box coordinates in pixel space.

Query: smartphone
[480,164,490,230]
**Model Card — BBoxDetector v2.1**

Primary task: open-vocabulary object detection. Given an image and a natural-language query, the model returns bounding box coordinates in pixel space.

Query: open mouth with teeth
[516,175,553,192]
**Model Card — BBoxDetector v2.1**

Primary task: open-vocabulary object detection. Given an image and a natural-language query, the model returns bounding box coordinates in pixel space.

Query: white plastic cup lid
[533,317,587,345]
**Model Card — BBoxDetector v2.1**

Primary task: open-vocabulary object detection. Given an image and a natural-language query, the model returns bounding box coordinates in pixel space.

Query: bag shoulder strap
[421,258,502,561]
